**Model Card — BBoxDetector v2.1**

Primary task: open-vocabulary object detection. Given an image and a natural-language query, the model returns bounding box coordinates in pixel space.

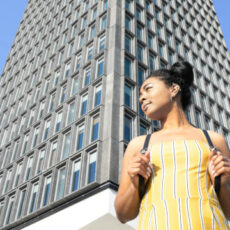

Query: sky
[0,1,230,75]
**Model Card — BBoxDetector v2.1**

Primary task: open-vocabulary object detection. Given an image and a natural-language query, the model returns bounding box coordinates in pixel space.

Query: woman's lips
[143,103,151,111]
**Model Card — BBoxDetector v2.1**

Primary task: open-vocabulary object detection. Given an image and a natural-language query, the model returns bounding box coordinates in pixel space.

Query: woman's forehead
[141,77,161,89]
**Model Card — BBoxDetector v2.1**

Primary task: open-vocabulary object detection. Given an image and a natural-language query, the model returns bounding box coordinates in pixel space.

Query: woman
[115,61,230,229]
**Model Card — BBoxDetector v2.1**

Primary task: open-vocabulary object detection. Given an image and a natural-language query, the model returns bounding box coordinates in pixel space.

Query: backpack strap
[139,134,151,200]
[202,129,221,197]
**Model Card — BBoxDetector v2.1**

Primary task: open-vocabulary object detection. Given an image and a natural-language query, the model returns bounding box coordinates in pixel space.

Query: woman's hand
[127,150,152,189]
[208,148,230,187]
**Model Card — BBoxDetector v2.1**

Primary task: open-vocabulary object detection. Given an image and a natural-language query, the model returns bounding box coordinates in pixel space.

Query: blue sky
[0,1,229,74]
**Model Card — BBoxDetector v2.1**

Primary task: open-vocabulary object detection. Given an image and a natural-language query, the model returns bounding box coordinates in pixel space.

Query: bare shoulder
[207,130,230,155]
[124,135,147,158]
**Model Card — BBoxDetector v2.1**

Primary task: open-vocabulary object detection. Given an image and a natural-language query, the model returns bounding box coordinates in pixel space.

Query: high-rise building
[0,0,230,229]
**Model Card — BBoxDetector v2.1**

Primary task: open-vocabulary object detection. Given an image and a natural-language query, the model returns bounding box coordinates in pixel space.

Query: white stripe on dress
[153,204,158,230]
[184,141,191,198]
[147,208,154,230]
[195,141,205,230]
[160,143,164,200]
[178,198,183,230]
[172,140,177,198]
[164,200,170,230]
[140,208,147,230]
[186,197,192,230]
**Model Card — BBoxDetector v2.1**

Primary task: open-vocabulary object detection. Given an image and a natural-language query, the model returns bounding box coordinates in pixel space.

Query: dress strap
[202,129,221,197]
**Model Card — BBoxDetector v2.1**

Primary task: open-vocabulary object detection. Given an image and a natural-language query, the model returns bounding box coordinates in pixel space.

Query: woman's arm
[208,131,230,220]
[114,136,151,223]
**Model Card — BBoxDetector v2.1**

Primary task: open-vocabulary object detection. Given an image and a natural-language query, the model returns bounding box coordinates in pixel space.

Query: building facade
[0,0,230,229]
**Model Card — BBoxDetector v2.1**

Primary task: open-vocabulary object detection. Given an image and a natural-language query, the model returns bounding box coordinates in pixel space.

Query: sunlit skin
[114,76,230,223]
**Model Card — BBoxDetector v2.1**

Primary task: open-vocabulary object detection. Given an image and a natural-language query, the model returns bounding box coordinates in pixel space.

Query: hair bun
[170,61,194,87]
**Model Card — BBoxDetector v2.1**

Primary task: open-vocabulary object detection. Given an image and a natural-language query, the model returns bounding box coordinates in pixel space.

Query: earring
[170,96,173,103]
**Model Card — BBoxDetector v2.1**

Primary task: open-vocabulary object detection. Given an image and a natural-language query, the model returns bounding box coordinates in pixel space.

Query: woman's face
[139,77,173,120]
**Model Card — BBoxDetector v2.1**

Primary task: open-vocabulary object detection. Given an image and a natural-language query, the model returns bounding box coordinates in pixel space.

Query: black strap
[141,134,151,154]
[139,134,151,200]
[202,130,221,197]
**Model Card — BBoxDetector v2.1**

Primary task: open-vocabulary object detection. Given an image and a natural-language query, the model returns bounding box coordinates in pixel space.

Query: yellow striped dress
[137,139,230,230]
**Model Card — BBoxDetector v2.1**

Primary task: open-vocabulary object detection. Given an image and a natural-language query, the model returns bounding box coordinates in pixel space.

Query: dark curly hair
[146,61,194,110]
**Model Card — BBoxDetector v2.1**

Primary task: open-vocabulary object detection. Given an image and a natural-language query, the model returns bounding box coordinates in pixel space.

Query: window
[60,85,67,103]
[125,84,132,107]
[72,24,78,37]
[136,7,142,21]
[71,77,78,95]
[97,58,104,77]
[148,34,153,49]
[25,155,34,181]
[125,57,132,78]
[200,94,207,111]
[49,93,55,112]
[80,94,88,116]
[68,103,75,124]
[103,0,108,10]
[44,78,50,94]
[72,160,81,191]
[75,54,82,70]
[195,109,202,128]
[124,115,132,142]
[99,35,106,52]
[125,16,132,31]
[37,149,45,174]
[101,15,107,30]
[92,7,97,20]
[87,151,97,183]
[4,196,15,225]
[49,140,57,167]
[29,183,39,213]
[55,111,62,132]
[42,176,52,206]
[166,32,172,46]
[147,16,152,29]
[137,25,142,40]
[91,116,99,142]
[56,167,66,200]
[43,119,51,141]
[140,123,148,135]
[94,84,102,107]
[21,133,29,156]
[156,24,162,38]
[87,46,93,61]
[4,168,12,193]
[54,71,60,86]
[17,189,26,219]
[125,35,132,52]
[204,116,211,130]
[11,140,19,162]
[76,124,84,150]
[14,162,23,187]
[79,33,85,48]
[158,42,164,57]
[81,15,87,29]
[137,45,143,62]
[65,62,71,78]
[90,25,96,40]
[84,68,91,86]
[168,51,174,65]
[138,67,145,86]
[62,132,71,160]
[125,0,131,11]
[39,100,45,119]
[149,54,155,70]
